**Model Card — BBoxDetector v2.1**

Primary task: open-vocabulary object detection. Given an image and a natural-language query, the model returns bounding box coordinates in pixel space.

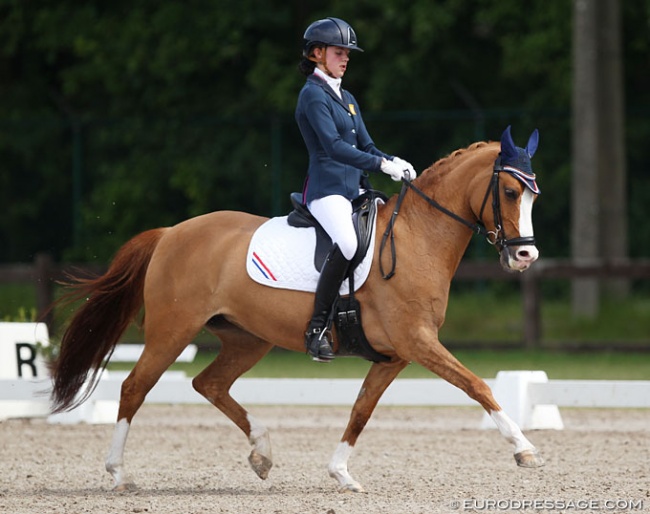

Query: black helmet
[302,17,364,57]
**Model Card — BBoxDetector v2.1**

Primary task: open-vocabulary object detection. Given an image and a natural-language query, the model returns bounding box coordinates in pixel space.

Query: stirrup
[305,327,335,363]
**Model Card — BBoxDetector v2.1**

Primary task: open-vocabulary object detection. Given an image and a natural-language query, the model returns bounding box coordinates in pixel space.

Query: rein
[379,158,536,280]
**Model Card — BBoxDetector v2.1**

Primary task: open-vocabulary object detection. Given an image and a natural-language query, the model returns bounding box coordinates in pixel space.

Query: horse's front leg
[407,327,544,468]
[329,359,408,492]
[487,409,545,467]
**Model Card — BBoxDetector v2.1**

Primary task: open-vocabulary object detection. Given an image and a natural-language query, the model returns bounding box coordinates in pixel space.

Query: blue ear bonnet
[505,148,534,173]
[498,125,540,194]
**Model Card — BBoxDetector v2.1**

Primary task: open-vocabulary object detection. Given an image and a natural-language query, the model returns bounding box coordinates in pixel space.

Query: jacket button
[351,129,356,133]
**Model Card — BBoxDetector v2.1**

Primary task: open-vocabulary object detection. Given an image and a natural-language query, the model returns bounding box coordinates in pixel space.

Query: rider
[296,17,417,362]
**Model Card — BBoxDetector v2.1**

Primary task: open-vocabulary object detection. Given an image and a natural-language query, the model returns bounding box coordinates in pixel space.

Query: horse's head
[475,126,540,272]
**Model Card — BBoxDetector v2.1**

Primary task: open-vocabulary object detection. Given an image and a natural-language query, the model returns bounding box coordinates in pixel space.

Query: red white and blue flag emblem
[251,252,277,281]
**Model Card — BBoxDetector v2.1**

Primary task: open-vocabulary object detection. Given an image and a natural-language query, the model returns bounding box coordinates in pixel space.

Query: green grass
[442,290,650,345]
[107,348,650,380]
[0,284,37,321]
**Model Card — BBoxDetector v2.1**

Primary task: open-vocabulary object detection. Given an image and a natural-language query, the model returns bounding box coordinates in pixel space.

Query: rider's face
[315,46,350,79]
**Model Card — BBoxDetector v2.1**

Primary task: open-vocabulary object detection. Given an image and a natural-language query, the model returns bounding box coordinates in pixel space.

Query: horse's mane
[419,140,498,188]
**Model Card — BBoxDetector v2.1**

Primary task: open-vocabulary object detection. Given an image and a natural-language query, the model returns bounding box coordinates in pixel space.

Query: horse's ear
[526,129,539,158]
[500,125,517,161]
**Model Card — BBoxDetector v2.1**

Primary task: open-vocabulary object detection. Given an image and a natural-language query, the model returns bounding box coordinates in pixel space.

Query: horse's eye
[504,188,518,200]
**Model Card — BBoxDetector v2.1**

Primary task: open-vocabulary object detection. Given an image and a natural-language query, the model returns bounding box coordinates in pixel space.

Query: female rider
[296,17,416,362]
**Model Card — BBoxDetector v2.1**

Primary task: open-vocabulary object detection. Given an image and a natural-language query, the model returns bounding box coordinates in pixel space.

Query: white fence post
[480,370,564,430]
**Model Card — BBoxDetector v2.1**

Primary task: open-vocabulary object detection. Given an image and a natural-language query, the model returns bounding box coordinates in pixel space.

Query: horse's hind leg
[329,359,408,492]
[105,316,205,491]
[192,328,274,480]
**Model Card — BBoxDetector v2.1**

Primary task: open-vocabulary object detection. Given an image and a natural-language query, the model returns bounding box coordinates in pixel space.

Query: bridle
[477,156,537,248]
[379,156,537,280]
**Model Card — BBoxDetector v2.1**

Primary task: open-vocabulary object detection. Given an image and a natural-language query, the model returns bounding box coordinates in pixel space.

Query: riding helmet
[302,17,364,57]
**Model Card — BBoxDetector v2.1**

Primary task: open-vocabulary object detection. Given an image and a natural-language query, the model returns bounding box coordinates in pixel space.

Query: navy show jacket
[295,74,392,204]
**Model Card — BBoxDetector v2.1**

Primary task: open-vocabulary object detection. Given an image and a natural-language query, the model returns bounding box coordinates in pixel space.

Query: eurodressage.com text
[450,498,644,511]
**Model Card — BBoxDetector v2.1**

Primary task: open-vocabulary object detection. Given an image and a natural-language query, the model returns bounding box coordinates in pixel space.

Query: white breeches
[308,195,358,260]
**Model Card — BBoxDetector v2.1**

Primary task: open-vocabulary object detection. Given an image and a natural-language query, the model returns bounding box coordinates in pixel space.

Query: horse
[50,126,544,493]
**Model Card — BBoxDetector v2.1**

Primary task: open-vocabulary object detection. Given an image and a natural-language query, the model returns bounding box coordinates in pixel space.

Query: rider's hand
[392,157,417,181]
[381,158,409,182]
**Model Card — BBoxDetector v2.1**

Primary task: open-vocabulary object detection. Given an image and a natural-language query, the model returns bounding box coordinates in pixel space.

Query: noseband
[380,157,536,279]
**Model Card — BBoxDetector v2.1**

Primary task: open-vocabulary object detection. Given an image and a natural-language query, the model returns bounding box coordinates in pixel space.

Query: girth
[287,190,387,272]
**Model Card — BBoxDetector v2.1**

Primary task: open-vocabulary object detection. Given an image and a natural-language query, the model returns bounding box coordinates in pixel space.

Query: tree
[572,0,628,317]
[0,0,647,274]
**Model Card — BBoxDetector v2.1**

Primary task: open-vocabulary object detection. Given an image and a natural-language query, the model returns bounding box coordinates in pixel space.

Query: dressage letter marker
[0,322,50,420]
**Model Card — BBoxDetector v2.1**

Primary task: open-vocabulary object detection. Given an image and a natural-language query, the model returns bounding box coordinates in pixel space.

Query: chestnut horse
[50,127,544,493]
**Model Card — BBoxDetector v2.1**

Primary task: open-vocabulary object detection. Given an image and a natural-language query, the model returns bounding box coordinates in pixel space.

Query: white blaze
[519,189,535,238]
[517,189,539,261]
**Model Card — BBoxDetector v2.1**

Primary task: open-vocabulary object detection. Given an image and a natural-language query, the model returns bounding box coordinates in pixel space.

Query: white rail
[2,373,649,427]
[529,379,650,408]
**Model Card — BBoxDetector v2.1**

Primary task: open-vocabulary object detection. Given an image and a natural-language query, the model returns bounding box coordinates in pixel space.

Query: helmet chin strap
[308,47,336,78]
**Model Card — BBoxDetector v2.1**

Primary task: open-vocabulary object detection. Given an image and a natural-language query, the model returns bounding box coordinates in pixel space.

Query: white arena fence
[1,354,649,428]
[1,323,649,428]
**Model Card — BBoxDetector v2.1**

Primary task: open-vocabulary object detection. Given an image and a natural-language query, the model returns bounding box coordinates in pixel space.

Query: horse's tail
[50,228,166,413]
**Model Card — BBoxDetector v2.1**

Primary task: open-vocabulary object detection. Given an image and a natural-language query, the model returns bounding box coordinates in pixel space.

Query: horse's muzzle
[500,244,539,272]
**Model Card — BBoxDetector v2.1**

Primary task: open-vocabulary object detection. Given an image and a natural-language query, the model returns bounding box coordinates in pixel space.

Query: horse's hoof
[515,449,545,468]
[339,483,366,493]
[112,482,137,492]
[248,450,273,480]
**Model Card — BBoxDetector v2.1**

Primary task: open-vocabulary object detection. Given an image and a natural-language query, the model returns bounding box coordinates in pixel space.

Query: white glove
[380,158,405,181]
[392,157,417,181]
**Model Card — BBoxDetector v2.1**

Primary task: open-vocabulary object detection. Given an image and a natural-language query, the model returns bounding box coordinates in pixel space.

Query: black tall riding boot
[305,244,350,362]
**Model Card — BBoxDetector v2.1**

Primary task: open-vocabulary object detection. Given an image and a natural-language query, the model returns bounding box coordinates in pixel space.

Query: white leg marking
[246,414,273,479]
[328,442,364,492]
[247,414,272,461]
[490,410,536,454]
[105,419,132,488]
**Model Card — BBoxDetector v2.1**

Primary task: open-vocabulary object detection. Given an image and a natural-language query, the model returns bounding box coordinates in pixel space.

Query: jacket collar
[306,74,351,112]
[313,67,342,95]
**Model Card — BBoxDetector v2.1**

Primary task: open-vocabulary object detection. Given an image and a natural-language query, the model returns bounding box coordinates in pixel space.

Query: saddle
[287,190,387,272]
[287,190,391,363]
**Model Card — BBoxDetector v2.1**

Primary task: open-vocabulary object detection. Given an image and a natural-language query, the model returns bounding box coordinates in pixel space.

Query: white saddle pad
[246,211,379,295]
